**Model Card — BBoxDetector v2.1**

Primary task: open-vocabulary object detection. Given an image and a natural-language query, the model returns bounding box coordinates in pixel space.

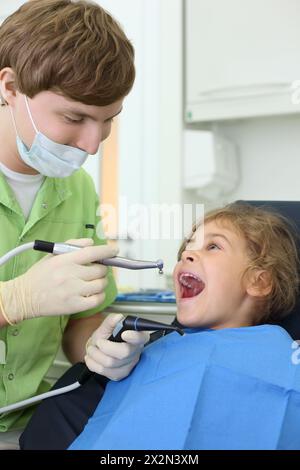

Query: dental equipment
[0,240,164,273]
[0,316,184,414]
[0,241,167,413]
[78,316,184,385]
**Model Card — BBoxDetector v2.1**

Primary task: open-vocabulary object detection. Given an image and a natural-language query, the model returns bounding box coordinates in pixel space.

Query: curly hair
[0,0,135,105]
[178,203,300,323]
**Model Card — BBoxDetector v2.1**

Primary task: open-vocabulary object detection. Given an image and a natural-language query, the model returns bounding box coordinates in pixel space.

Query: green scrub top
[0,168,118,431]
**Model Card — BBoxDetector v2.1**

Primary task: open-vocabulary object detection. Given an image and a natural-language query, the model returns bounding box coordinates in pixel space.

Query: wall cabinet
[185,0,300,122]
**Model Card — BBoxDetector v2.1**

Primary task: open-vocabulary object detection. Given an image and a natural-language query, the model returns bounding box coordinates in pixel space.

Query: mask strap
[9,106,19,136]
[24,95,38,134]
[0,95,6,106]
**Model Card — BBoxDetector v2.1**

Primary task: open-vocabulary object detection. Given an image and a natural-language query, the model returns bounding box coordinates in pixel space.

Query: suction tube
[78,316,184,384]
[113,315,184,339]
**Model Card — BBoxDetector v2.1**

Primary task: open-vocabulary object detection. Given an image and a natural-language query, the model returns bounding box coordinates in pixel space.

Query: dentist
[0,0,149,449]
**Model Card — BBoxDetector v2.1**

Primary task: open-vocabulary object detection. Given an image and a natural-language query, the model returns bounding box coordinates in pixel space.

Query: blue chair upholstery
[241,201,300,340]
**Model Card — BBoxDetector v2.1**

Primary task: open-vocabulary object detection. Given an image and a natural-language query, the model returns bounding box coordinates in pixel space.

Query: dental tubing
[0,241,168,414]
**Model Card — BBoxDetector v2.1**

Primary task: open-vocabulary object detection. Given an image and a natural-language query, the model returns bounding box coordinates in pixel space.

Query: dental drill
[0,240,164,273]
[0,316,184,414]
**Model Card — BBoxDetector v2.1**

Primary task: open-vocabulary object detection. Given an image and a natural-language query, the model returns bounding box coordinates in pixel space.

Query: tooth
[180,272,202,283]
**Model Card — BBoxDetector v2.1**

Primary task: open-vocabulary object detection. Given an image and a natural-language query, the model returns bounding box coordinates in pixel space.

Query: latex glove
[85,313,150,381]
[0,238,118,324]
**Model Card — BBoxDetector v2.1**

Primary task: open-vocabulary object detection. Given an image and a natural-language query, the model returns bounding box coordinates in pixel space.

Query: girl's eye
[207,243,220,250]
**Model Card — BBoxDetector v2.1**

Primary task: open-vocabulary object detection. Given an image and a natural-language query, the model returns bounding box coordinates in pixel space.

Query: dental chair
[243,200,300,340]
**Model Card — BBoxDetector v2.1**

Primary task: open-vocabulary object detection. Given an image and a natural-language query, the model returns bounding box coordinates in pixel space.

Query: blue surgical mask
[10,96,89,178]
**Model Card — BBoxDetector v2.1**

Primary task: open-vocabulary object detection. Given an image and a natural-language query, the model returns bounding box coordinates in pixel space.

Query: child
[69,202,300,450]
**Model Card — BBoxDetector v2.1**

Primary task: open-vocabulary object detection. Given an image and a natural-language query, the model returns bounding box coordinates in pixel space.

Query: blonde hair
[178,203,300,323]
[0,0,135,105]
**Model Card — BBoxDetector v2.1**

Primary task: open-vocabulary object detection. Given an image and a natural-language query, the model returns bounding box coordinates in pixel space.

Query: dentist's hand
[85,313,150,381]
[0,238,118,325]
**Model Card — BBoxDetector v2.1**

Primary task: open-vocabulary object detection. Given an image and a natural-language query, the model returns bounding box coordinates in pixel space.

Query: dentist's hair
[0,0,135,106]
[178,203,300,324]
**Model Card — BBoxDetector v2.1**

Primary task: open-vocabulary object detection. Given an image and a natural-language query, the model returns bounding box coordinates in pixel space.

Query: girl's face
[173,220,254,329]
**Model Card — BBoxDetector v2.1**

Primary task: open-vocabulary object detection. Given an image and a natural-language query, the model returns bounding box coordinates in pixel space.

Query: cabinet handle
[198,82,292,100]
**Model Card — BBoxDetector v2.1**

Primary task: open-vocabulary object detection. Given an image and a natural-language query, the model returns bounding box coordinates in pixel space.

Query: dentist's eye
[64,116,84,124]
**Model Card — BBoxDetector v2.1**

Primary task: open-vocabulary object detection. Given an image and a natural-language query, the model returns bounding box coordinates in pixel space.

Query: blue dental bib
[70,325,300,450]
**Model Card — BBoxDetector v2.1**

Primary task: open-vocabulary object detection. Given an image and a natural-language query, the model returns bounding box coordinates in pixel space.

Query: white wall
[97,0,184,289]
[0,1,24,21]
[183,113,300,210]
[216,115,300,202]
[181,1,300,215]
[97,0,161,289]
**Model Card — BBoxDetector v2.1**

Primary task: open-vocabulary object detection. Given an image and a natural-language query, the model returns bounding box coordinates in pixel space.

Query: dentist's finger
[120,330,150,346]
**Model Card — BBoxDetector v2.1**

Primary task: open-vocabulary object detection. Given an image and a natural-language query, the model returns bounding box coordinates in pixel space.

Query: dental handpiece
[33,240,164,273]
[77,315,185,385]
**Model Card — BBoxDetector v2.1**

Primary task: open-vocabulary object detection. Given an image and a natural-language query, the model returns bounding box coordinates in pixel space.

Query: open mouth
[178,272,205,299]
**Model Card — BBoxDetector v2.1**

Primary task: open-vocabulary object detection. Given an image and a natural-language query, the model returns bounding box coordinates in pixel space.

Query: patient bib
[70,325,300,450]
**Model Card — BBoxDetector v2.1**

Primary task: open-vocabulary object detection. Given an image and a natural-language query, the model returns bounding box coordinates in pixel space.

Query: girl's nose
[182,250,197,263]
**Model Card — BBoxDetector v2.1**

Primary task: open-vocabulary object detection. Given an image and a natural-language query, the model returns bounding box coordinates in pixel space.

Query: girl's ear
[246,270,272,298]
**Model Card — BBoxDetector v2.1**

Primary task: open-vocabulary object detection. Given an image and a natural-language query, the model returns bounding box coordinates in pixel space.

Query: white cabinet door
[185,0,300,122]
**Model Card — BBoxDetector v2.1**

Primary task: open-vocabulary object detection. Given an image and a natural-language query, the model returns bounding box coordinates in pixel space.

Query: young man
[69,203,300,450]
[0,0,149,442]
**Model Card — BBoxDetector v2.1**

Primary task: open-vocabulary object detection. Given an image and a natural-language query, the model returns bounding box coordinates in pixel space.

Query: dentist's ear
[246,270,273,298]
[0,67,17,106]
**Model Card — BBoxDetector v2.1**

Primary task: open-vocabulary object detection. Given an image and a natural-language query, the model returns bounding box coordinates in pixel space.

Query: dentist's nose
[77,140,100,155]
[75,129,103,155]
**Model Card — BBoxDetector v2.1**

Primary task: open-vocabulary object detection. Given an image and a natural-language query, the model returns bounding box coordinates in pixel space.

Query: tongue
[182,278,204,298]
